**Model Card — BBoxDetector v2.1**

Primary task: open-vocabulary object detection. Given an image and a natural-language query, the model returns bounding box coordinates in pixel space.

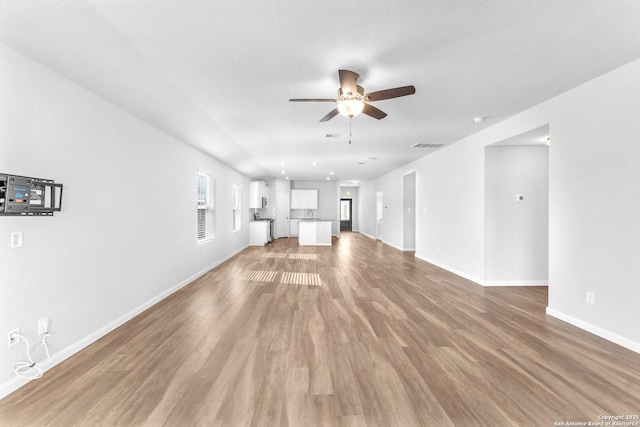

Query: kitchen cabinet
[305,189,318,209]
[290,189,318,209]
[290,219,300,236]
[298,221,331,246]
[290,190,299,209]
[249,181,268,209]
[249,221,270,246]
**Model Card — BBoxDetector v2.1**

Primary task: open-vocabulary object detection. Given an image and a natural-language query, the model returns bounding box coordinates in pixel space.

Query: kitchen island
[298,221,332,246]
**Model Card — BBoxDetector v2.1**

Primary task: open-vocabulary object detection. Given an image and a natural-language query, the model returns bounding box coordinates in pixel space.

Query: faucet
[306,209,313,218]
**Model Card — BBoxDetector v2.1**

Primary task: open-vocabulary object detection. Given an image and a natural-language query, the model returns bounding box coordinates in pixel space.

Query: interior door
[376,191,383,241]
[340,199,352,231]
[276,192,290,238]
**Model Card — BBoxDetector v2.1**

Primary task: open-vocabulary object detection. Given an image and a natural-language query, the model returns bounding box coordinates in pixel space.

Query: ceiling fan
[289,69,416,122]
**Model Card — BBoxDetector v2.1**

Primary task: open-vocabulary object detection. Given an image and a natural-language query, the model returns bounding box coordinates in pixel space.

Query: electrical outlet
[8,328,20,348]
[586,291,595,305]
[38,317,50,335]
[11,232,23,248]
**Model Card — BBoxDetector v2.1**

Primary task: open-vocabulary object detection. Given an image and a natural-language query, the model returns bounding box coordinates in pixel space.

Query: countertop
[291,218,336,221]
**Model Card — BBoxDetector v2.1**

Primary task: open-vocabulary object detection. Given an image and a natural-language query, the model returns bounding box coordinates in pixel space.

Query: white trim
[0,244,248,401]
[545,307,640,355]
[402,247,416,252]
[355,232,410,252]
[484,280,548,287]
[414,253,484,286]
[359,231,376,240]
[384,241,404,251]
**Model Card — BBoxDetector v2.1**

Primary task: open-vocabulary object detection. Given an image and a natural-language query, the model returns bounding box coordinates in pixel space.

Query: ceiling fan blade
[338,69,359,95]
[365,85,416,102]
[362,103,387,120]
[319,108,339,122]
[289,98,336,102]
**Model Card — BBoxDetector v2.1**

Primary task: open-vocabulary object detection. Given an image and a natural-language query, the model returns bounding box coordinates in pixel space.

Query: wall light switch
[11,232,23,248]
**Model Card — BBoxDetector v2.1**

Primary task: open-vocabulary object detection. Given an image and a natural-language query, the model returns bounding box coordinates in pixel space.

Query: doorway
[484,125,549,286]
[403,172,416,251]
[376,191,383,241]
[340,199,352,231]
[276,192,290,238]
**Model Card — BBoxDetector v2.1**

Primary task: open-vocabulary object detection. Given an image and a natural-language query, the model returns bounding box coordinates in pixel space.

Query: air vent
[325,133,341,139]
[412,143,445,148]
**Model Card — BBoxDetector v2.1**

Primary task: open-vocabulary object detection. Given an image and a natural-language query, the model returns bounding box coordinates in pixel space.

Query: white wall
[359,167,419,253]
[0,45,250,395]
[357,57,640,352]
[484,146,549,284]
[546,59,640,350]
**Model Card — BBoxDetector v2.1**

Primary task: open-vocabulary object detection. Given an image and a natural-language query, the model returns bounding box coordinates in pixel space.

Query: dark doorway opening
[340,198,352,231]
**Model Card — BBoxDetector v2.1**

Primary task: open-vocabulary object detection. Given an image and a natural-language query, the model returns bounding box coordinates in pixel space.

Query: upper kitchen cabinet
[290,189,318,209]
[305,189,318,209]
[249,181,268,209]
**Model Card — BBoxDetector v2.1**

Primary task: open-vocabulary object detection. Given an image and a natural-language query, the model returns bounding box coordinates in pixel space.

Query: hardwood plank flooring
[1,232,640,426]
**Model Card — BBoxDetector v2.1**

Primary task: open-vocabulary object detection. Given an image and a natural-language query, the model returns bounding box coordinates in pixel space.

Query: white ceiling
[2,1,640,183]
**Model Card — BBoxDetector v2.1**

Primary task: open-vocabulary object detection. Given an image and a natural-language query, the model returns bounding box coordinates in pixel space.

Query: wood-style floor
[2,232,640,426]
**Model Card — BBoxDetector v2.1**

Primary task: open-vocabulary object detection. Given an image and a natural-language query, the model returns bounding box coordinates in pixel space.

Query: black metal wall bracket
[0,173,63,216]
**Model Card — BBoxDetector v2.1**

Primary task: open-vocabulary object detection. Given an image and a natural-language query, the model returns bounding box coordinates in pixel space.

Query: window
[197,171,215,242]
[232,184,242,232]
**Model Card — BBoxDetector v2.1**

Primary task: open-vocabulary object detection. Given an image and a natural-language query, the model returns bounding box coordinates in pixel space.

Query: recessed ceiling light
[311,162,317,166]
[280,162,286,166]
[329,171,334,175]
[326,177,330,180]
[286,177,289,180]
[281,171,286,174]
[473,116,485,123]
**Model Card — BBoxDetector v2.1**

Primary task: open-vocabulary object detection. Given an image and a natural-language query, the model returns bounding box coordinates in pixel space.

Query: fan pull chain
[349,116,353,144]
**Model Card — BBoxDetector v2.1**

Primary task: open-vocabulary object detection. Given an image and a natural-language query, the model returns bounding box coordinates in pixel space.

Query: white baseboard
[355,233,412,252]
[378,238,415,252]
[414,253,484,286]
[484,280,548,287]
[383,241,403,251]
[545,307,640,355]
[359,231,376,240]
[0,245,248,401]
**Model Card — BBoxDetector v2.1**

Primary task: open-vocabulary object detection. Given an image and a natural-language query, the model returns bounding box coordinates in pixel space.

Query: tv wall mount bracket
[0,173,63,216]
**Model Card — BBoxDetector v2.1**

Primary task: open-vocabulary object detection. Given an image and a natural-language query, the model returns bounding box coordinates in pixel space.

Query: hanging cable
[348,115,353,144]
[12,333,52,380]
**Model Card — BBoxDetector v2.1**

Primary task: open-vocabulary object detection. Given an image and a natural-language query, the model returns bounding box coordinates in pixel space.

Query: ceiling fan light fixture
[337,99,365,117]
